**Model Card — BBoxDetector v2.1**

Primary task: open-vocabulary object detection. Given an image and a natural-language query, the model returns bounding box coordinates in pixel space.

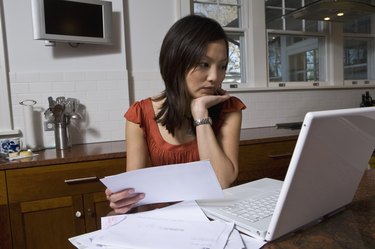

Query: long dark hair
[155,14,229,136]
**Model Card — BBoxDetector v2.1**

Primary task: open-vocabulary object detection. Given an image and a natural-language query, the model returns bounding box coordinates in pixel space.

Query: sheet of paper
[100,160,224,206]
[68,230,105,249]
[240,233,267,249]
[101,200,209,229]
[93,217,234,249]
[225,229,246,249]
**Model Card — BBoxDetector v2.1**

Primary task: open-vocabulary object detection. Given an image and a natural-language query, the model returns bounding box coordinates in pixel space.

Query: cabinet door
[83,191,112,232]
[9,195,85,249]
[235,139,297,185]
[7,158,125,249]
[0,171,12,249]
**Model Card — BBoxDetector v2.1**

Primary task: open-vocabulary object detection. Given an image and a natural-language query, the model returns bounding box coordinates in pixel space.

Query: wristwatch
[193,117,212,127]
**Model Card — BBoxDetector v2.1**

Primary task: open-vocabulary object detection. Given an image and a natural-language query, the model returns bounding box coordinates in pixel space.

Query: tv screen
[31,0,113,45]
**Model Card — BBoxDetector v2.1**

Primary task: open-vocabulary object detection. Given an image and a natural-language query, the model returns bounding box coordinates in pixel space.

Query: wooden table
[263,169,375,249]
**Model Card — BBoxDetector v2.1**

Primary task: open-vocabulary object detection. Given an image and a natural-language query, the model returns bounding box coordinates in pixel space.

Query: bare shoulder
[150,95,165,115]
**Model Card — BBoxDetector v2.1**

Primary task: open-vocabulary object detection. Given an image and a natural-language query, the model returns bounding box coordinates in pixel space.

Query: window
[265,0,327,87]
[268,34,320,82]
[266,0,319,32]
[268,34,324,83]
[193,0,246,84]
[343,16,375,84]
[344,38,372,80]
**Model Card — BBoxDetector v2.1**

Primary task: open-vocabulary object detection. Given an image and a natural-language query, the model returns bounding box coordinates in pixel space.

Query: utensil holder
[54,121,71,150]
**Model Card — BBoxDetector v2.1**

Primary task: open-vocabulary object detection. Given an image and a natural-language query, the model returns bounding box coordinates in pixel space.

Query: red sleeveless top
[125,97,246,166]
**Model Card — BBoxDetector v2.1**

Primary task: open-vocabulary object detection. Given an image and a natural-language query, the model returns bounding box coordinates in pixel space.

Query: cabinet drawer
[7,158,125,203]
[235,140,296,185]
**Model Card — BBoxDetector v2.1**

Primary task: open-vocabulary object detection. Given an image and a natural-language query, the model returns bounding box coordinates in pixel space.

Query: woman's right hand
[105,188,145,214]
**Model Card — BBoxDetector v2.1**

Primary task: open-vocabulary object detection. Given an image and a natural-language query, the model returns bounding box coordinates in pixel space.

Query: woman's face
[185,40,227,98]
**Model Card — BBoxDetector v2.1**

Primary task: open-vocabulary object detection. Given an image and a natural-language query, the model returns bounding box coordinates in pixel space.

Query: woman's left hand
[191,90,230,119]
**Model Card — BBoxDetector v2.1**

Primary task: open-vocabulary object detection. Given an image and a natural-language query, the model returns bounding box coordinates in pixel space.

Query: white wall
[1,0,372,149]
[125,0,178,102]
[3,0,129,148]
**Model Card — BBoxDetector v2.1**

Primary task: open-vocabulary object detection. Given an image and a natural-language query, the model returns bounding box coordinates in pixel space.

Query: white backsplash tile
[233,89,367,128]
[10,70,129,149]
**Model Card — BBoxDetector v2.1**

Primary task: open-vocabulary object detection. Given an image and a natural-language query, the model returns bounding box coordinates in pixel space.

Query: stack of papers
[69,161,266,249]
[69,201,266,249]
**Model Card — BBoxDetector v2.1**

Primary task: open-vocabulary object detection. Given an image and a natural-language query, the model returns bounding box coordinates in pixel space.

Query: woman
[106,14,246,214]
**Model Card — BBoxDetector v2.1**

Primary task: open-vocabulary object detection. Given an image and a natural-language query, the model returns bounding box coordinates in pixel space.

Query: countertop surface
[0,126,300,170]
[0,141,126,170]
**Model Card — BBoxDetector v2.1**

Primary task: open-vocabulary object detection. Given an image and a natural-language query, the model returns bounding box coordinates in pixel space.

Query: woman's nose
[207,67,219,83]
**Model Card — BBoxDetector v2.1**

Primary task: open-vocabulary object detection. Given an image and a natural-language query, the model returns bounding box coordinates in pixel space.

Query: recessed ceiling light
[324,17,331,21]
[337,12,344,16]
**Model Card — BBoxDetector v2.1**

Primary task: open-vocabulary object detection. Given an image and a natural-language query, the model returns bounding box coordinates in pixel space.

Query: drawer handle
[268,153,292,159]
[64,176,98,184]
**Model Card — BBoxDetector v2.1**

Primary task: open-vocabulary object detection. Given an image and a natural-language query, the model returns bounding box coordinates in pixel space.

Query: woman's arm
[195,111,242,188]
[125,120,150,171]
[105,120,149,214]
[191,95,242,188]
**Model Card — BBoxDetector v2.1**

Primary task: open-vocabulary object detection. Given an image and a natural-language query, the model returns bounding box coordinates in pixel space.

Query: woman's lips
[201,86,215,94]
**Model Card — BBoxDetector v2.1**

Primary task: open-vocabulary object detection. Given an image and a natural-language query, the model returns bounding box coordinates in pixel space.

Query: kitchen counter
[0,141,126,170]
[0,126,300,170]
[239,126,299,145]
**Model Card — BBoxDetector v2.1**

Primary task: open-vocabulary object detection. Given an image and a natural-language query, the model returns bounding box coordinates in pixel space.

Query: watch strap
[193,117,212,127]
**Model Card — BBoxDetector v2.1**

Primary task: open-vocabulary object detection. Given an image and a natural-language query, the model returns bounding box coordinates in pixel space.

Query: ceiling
[288,0,375,22]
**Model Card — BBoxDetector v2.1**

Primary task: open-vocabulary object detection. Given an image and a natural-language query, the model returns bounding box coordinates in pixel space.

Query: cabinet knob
[87,208,95,217]
[75,211,82,218]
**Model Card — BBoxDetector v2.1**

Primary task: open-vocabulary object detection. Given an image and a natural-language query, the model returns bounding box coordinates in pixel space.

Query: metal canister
[54,121,71,150]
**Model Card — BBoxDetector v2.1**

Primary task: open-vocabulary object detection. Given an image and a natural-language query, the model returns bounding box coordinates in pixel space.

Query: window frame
[0,4,14,134]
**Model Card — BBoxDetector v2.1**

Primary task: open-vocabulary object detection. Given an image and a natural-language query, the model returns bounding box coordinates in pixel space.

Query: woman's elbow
[220,170,238,189]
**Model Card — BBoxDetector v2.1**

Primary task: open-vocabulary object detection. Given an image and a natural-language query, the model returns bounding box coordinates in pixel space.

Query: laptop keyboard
[219,191,280,223]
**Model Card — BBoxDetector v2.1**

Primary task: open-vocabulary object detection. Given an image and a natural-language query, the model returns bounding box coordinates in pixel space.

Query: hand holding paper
[100,160,224,207]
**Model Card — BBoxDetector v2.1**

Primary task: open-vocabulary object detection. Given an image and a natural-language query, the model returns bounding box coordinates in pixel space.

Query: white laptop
[198,107,375,241]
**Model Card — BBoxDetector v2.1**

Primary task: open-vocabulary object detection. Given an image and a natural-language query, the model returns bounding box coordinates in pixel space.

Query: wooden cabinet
[234,138,297,186]
[0,171,12,249]
[6,158,125,249]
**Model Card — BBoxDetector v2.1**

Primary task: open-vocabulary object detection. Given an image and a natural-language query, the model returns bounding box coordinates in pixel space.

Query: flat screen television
[31,0,113,45]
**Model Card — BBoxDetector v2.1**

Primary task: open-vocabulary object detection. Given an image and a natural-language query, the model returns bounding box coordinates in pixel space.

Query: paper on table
[71,201,209,248]
[101,200,209,229]
[100,160,224,206]
[226,229,246,249]
[240,233,267,249]
[93,216,234,249]
[70,201,246,249]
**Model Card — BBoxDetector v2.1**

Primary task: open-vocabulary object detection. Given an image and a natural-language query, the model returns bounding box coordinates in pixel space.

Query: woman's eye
[198,62,209,68]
